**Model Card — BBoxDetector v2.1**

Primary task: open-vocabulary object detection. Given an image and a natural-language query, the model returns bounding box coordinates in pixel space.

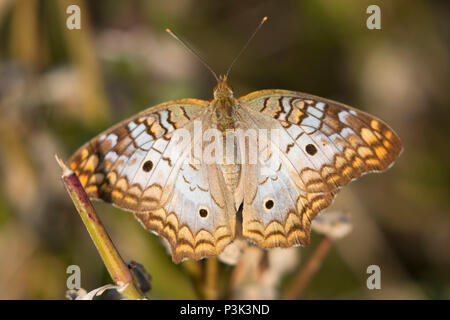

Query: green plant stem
[56,155,144,300]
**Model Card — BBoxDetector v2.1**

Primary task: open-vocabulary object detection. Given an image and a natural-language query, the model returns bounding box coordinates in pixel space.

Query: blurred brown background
[0,0,449,299]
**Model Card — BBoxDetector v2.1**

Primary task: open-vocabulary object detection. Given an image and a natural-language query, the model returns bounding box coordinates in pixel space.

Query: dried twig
[56,154,145,300]
[284,236,332,299]
[284,210,353,299]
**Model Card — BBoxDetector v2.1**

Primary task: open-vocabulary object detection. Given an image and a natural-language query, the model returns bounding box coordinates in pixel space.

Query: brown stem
[56,154,144,299]
[284,236,332,300]
[204,257,218,300]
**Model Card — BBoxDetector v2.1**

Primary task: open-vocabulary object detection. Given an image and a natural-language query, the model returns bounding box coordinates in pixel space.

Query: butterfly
[68,73,402,263]
[68,18,401,263]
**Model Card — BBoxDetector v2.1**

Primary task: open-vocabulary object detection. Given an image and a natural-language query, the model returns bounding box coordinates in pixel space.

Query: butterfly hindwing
[238,134,337,248]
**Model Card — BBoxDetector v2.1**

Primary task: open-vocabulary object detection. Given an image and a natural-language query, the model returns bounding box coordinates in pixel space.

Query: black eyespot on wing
[142,160,153,172]
[199,208,208,218]
[265,199,274,210]
[305,144,317,155]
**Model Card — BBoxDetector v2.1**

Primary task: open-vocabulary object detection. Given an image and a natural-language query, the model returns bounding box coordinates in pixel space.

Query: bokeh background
[0,0,449,299]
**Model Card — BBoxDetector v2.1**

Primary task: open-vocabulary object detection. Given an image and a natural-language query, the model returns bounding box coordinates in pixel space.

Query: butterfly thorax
[211,76,237,132]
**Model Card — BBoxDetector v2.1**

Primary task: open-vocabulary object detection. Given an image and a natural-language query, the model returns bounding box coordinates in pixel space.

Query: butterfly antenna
[225,16,268,79]
[166,28,219,82]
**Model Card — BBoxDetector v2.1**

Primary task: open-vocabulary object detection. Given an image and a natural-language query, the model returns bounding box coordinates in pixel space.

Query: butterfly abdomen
[220,163,241,194]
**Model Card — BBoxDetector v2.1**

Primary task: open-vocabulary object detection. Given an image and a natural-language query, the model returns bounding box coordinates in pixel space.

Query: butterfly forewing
[69,99,205,206]
[239,90,402,188]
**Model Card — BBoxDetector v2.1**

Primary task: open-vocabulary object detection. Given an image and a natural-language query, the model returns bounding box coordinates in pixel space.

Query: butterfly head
[213,75,234,100]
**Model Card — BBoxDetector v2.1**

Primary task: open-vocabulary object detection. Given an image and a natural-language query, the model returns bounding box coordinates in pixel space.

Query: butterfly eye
[264,199,274,210]
[142,160,153,172]
[305,144,317,156]
[199,208,209,218]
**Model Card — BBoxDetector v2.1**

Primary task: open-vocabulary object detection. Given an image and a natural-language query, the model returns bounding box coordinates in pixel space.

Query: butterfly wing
[69,99,236,263]
[238,90,402,248]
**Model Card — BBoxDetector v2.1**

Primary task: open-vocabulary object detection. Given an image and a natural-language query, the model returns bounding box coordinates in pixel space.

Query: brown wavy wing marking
[134,210,234,264]
[244,186,338,248]
[254,192,337,248]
